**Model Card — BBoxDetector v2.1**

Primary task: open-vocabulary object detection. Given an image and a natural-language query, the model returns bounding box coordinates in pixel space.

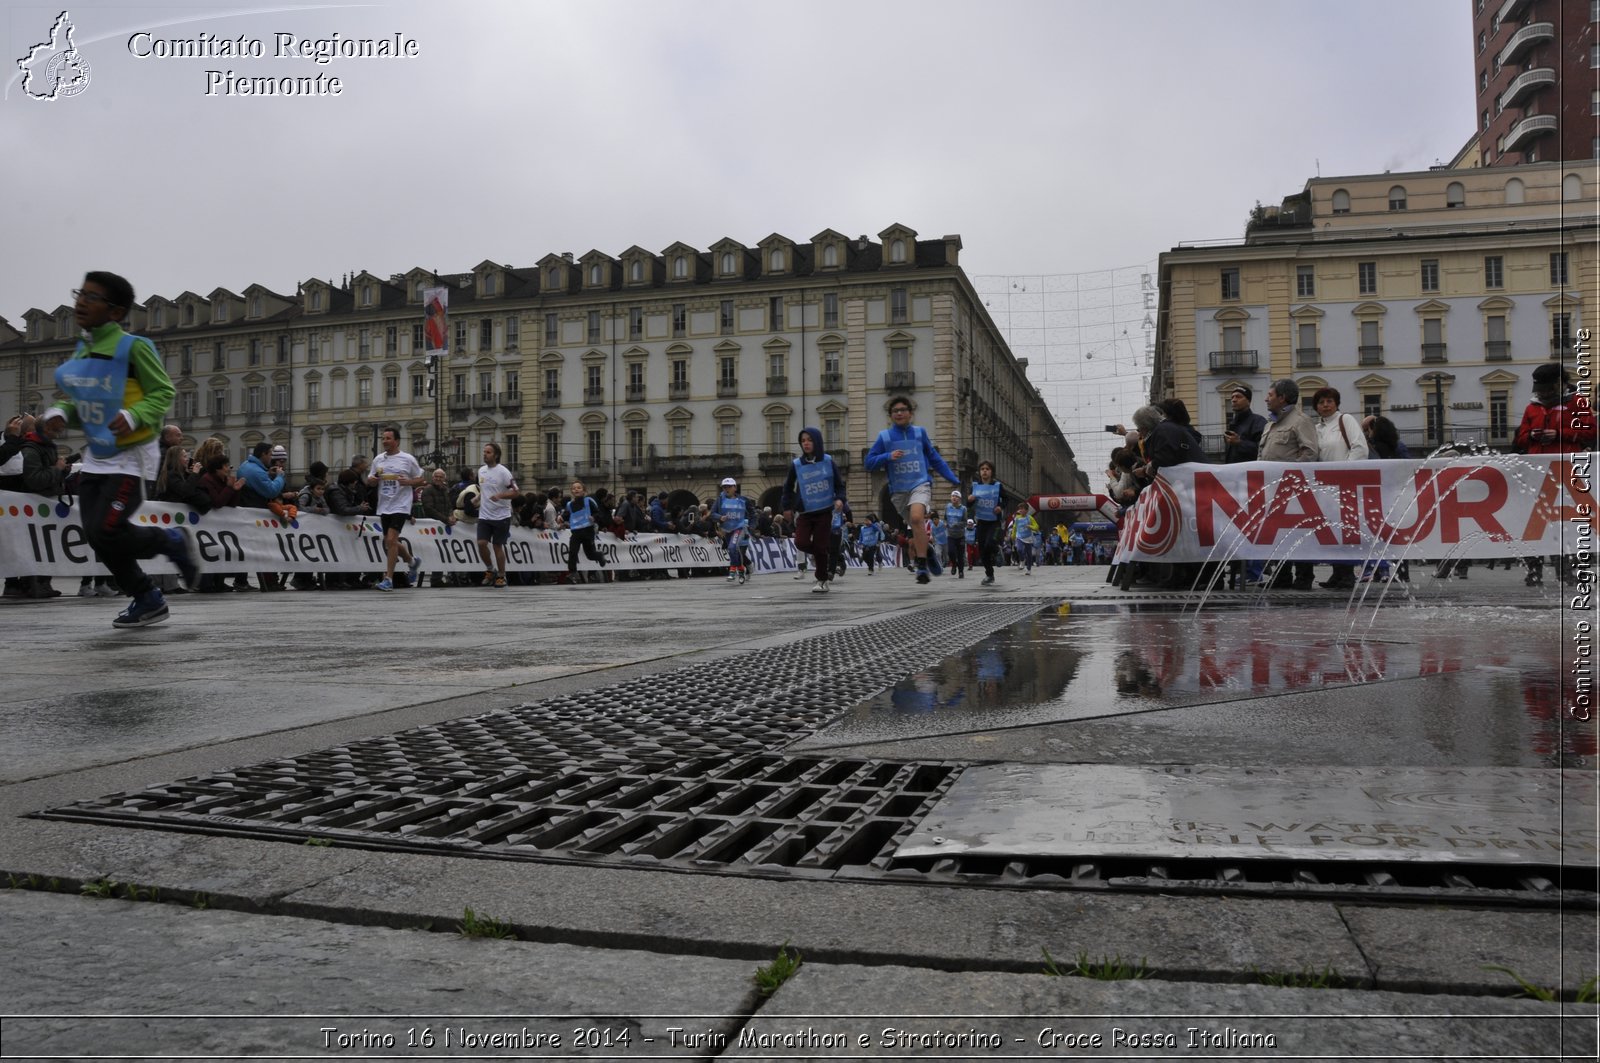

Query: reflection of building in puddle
[1114,650,1163,697]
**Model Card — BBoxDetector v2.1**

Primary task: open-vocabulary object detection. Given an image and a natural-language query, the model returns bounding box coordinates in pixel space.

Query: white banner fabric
[0,492,903,578]
[1114,453,1595,564]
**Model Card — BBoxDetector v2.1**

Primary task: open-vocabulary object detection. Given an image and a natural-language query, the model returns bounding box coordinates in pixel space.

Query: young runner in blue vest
[563,479,609,585]
[1009,503,1041,575]
[863,395,959,586]
[967,459,1004,586]
[711,477,753,584]
[42,272,200,628]
[857,515,884,574]
[945,489,968,579]
[780,427,847,595]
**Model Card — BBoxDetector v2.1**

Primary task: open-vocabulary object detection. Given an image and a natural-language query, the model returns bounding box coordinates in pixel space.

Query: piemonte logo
[17,10,92,101]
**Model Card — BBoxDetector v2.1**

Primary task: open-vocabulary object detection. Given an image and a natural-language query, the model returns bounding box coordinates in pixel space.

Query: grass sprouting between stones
[754,942,803,997]
[1042,947,1149,981]
[457,907,517,940]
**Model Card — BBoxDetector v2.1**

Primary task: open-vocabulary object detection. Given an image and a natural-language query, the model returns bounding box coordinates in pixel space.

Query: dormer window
[823,244,838,268]
[548,266,560,288]
[414,281,425,300]
[674,255,687,279]
[590,265,601,286]
[310,290,323,311]
[485,273,497,296]
[722,251,736,274]
[184,304,195,324]
[770,249,785,272]
[361,284,373,307]
[214,301,228,323]
[248,295,261,317]
[890,239,906,264]
[630,260,643,283]
[153,305,165,327]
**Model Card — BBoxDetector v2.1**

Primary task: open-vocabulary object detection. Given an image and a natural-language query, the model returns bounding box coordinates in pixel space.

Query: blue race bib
[55,335,136,459]
[794,456,836,512]
[971,482,1001,521]
[567,498,593,530]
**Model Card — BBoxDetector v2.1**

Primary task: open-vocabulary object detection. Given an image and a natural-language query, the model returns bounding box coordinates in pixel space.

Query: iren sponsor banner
[1115,453,1596,563]
[0,491,730,577]
[741,534,901,576]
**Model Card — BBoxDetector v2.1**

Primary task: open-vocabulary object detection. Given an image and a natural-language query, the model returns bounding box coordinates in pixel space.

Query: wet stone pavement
[0,561,1594,1059]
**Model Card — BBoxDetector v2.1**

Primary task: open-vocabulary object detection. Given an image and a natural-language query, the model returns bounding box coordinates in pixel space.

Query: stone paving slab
[0,890,759,1059]
[737,962,1596,1059]
[1341,905,1599,995]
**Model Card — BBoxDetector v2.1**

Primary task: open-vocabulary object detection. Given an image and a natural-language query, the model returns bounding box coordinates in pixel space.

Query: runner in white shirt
[475,441,520,588]
[365,425,425,592]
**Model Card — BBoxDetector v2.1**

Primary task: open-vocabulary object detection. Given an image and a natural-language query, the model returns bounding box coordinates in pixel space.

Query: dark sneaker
[927,552,943,577]
[164,528,202,591]
[112,590,169,629]
[916,569,931,585]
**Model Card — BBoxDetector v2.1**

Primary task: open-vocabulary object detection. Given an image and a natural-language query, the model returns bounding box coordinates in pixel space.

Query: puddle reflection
[838,604,1592,761]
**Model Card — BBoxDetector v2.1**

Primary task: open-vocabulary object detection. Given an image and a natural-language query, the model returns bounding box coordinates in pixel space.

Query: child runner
[945,490,968,579]
[781,427,847,594]
[711,476,752,584]
[863,395,959,586]
[968,459,1005,586]
[858,514,883,574]
[1009,503,1040,576]
[563,479,609,585]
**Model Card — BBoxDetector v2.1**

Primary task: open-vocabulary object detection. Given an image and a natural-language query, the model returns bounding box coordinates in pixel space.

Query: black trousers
[948,537,966,575]
[974,521,1001,578]
[566,527,605,574]
[79,473,166,598]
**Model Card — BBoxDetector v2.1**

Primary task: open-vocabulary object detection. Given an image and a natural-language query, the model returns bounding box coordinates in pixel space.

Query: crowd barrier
[0,491,901,578]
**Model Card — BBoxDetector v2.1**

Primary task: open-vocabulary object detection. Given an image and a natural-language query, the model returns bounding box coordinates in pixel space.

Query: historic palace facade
[1,225,1084,511]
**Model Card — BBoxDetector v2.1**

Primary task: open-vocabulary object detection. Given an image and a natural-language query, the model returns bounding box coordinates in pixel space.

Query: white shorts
[891,483,933,517]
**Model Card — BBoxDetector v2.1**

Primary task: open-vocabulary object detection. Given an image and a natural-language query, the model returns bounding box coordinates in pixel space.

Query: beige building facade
[2,225,1081,511]
[1155,161,1595,452]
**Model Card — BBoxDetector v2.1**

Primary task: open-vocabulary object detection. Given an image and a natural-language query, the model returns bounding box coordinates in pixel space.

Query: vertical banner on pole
[422,286,449,357]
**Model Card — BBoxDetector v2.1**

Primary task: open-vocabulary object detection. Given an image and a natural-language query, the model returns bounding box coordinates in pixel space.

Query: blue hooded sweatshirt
[781,426,846,514]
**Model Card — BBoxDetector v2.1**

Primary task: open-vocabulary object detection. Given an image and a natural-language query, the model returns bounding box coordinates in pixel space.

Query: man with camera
[238,442,291,590]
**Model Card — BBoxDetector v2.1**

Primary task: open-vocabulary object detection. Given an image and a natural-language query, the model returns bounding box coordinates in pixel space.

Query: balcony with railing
[1495,0,1533,29]
[820,371,843,393]
[208,414,228,429]
[758,451,792,473]
[1294,347,1321,369]
[625,384,646,403]
[827,448,851,471]
[647,450,746,477]
[1485,340,1511,361]
[272,410,290,425]
[572,459,610,480]
[1358,345,1385,365]
[1504,112,1557,152]
[499,390,523,413]
[766,376,788,395]
[1496,21,1553,68]
[716,379,739,398]
[583,386,605,406]
[473,393,497,411]
[1207,350,1258,373]
[668,381,691,400]
[541,389,561,407]
[1421,343,1448,363]
[1502,66,1555,107]
[884,370,916,390]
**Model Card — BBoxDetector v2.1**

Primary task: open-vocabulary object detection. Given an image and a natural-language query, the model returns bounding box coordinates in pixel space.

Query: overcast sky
[1,0,1473,454]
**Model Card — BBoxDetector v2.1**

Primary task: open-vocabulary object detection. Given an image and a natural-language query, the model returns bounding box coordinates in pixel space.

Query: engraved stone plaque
[898,764,1596,866]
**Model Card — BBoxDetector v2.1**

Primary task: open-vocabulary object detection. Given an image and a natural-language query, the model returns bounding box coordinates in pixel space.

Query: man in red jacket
[1514,362,1595,585]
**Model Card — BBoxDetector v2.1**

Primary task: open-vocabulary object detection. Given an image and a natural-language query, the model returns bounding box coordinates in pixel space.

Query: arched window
[630,260,642,282]
[548,266,560,287]
[1331,189,1351,214]
[1505,177,1525,204]
[485,273,497,295]
[1563,173,1584,200]
[770,249,785,271]
[1387,185,1407,211]
[890,239,906,263]
[1446,182,1465,208]
[823,244,838,268]
[674,255,687,278]
[589,264,601,285]
[722,251,735,274]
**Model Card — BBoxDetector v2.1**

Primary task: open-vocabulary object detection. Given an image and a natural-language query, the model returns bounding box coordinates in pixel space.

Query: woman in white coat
[1311,386,1368,589]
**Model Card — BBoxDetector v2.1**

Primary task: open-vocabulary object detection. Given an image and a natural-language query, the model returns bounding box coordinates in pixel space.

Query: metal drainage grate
[36,597,1594,906]
[35,603,1044,880]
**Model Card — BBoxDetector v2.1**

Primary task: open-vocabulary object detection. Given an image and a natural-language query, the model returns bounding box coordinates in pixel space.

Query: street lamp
[424,354,445,468]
